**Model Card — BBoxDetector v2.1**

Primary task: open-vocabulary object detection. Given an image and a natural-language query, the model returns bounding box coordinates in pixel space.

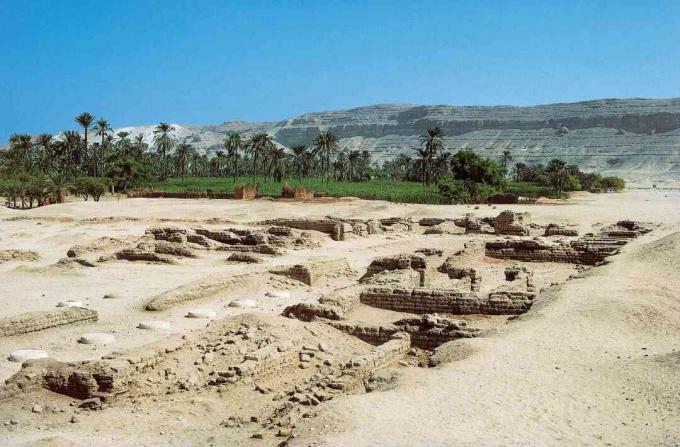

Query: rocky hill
[17,98,680,187]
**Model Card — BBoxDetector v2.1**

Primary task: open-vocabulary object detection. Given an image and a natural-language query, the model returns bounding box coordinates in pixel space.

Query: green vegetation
[0,112,626,208]
[139,177,450,204]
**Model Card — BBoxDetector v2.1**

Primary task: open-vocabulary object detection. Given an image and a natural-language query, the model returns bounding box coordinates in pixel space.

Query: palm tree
[266,147,287,182]
[35,134,53,173]
[60,131,83,177]
[246,133,275,181]
[501,148,513,171]
[115,132,133,157]
[417,127,445,185]
[174,143,192,179]
[224,132,242,181]
[92,119,111,147]
[546,159,568,198]
[75,113,95,163]
[91,119,112,176]
[290,145,307,181]
[9,134,32,169]
[312,130,338,183]
[213,150,225,176]
[152,123,176,179]
[132,134,147,158]
[347,150,361,181]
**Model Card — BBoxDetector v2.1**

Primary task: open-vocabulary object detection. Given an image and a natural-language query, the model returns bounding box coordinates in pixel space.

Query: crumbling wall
[145,273,253,311]
[270,257,352,286]
[487,238,615,265]
[282,303,345,321]
[0,308,98,337]
[544,223,578,237]
[493,210,531,236]
[453,214,495,234]
[360,287,533,315]
[361,254,427,286]
[330,314,480,349]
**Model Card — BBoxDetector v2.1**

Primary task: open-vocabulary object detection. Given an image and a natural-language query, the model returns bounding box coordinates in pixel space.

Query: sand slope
[298,230,680,446]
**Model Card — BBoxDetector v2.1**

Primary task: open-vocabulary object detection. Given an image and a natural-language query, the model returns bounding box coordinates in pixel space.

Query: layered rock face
[67,98,680,187]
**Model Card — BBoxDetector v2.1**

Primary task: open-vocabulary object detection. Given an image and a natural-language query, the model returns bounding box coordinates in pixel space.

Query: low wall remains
[360,287,534,315]
[0,308,98,337]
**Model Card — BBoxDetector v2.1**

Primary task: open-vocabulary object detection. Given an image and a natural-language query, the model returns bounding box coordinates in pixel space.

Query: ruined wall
[270,257,352,286]
[493,211,531,236]
[360,287,533,315]
[0,308,98,337]
[485,239,614,265]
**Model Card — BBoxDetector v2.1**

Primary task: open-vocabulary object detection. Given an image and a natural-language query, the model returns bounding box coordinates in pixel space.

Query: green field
[138,176,554,204]
[139,177,449,204]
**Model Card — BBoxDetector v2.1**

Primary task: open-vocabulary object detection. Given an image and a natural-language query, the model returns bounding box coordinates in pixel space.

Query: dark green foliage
[449,149,507,202]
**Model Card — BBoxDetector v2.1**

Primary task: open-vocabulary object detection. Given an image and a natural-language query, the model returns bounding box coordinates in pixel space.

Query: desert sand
[0,190,678,446]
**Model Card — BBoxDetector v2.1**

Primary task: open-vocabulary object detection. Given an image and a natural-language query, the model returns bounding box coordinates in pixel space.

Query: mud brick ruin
[486,220,655,265]
[361,254,428,286]
[270,257,353,286]
[0,308,98,337]
[0,208,659,443]
[360,287,534,315]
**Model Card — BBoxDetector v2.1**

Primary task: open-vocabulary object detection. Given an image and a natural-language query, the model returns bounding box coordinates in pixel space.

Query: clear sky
[1,0,679,142]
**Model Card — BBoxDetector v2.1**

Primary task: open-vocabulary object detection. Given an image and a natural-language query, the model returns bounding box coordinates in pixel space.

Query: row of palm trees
[2,113,377,193]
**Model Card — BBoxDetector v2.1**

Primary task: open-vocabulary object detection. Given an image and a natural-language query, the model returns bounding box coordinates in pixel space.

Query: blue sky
[1,0,679,141]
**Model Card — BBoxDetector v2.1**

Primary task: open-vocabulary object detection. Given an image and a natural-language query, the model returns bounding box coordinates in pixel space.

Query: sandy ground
[0,190,679,446]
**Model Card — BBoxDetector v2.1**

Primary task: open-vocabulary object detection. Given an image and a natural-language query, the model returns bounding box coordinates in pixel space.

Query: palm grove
[0,112,624,208]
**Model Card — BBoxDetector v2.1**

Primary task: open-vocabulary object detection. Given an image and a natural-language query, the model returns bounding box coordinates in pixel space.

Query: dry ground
[0,189,678,446]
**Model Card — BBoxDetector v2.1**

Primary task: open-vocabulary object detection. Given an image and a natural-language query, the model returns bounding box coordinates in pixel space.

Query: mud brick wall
[271,257,351,286]
[234,185,257,200]
[486,291,535,314]
[282,303,345,321]
[327,322,397,346]
[224,343,299,382]
[544,223,578,237]
[262,218,344,240]
[493,211,530,236]
[0,308,98,337]
[360,288,481,314]
[486,239,614,265]
[294,187,314,200]
[361,287,533,315]
[330,334,411,392]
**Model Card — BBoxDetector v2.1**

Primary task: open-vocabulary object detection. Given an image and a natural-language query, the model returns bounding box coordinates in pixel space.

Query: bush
[71,177,111,201]
[601,176,625,191]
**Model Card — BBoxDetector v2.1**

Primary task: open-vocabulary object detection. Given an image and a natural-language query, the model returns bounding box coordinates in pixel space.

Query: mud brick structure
[336,333,411,387]
[360,287,533,315]
[493,210,531,236]
[294,186,314,200]
[0,308,98,337]
[234,185,257,200]
[282,302,346,321]
[453,214,495,234]
[485,238,615,265]
[226,253,263,263]
[544,223,579,237]
[145,273,253,310]
[261,218,347,240]
[222,343,300,383]
[361,254,427,286]
[418,217,448,227]
[504,265,536,291]
[487,221,654,265]
[415,248,443,257]
[330,315,480,349]
[393,314,482,349]
[270,257,352,286]
[438,259,482,291]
